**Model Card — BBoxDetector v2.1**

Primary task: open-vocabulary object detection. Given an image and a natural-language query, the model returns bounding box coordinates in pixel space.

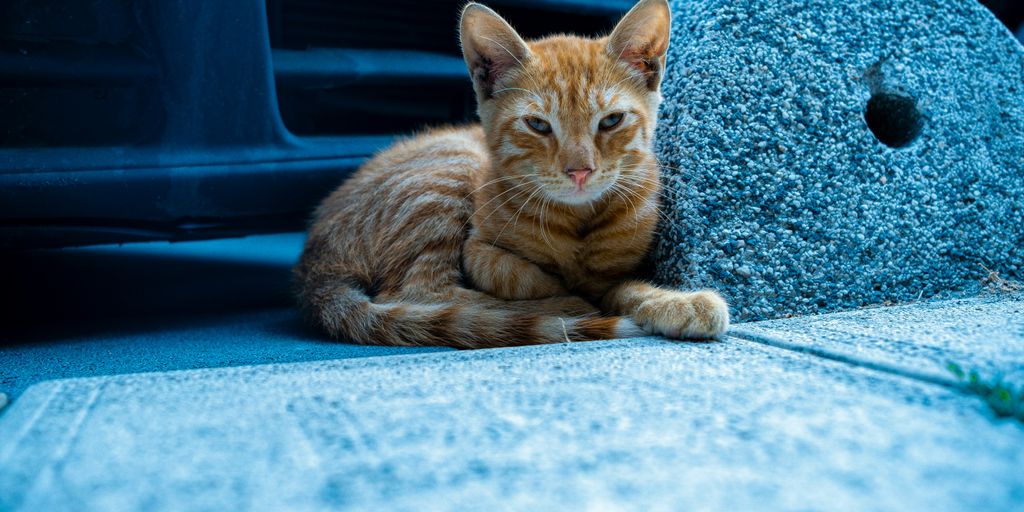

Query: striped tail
[298,278,643,349]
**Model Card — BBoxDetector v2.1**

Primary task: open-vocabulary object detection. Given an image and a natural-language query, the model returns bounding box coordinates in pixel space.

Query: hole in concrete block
[864,92,923,148]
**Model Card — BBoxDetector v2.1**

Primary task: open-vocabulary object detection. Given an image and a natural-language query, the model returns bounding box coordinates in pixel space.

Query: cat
[294,0,729,348]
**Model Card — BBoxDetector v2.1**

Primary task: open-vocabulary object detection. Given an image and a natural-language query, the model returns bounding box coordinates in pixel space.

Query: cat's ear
[460,3,531,100]
[607,0,671,90]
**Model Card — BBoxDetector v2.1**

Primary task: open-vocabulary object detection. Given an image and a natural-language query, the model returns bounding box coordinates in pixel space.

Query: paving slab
[732,293,1024,384]
[2,338,1022,511]
[0,308,450,401]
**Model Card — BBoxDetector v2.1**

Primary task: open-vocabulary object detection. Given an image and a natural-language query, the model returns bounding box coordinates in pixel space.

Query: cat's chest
[533,239,585,273]
[497,202,652,293]
[533,232,632,278]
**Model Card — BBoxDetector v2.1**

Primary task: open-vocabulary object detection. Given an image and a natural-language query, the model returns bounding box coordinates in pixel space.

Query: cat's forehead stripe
[511,40,642,118]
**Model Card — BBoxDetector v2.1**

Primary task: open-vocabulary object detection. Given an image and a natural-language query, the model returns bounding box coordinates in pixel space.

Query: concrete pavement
[2,297,1023,511]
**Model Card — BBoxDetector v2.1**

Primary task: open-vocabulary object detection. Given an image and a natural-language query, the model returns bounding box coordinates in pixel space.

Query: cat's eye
[599,112,625,131]
[524,116,552,135]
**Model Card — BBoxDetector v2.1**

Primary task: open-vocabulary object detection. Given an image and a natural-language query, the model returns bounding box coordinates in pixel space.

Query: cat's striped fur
[295,0,729,348]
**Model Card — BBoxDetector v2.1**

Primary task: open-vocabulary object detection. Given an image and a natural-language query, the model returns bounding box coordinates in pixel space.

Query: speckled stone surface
[653,0,1024,321]
[2,338,1023,511]
[732,293,1024,384]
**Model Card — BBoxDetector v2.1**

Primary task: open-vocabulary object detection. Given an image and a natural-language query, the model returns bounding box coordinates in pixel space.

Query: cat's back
[343,125,487,191]
[325,125,485,204]
[309,125,488,241]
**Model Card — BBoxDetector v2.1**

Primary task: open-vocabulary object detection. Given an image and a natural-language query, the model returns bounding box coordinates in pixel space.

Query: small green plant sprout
[946,362,1024,422]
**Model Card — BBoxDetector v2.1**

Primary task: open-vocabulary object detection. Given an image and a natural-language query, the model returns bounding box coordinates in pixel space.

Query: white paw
[633,290,730,340]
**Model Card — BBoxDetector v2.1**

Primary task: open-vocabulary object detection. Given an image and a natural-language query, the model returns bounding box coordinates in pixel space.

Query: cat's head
[460,0,670,206]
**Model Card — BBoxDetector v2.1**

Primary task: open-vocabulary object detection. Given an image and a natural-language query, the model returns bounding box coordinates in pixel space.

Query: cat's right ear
[608,0,671,90]
[459,3,531,100]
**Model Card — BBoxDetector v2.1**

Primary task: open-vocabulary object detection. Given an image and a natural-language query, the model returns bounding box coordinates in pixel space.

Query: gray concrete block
[654,0,1024,321]
[2,339,1022,511]
[732,293,1024,383]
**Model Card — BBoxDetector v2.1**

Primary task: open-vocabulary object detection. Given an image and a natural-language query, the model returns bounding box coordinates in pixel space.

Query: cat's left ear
[607,0,671,90]
[460,3,532,100]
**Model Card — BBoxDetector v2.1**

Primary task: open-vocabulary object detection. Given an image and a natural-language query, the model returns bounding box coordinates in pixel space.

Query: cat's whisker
[461,174,534,223]
[469,181,537,230]
[510,186,546,234]
[531,192,555,252]
[461,180,538,235]
[612,182,656,223]
[615,170,659,181]
[613,170,670,189]
[610,173,667,194]
[530,191,546,237]
[464,183,531,227]
[605,183,641,243]
[616,160,696,178]
[615,179,670,199]
[464,174,539,218]
[617,191,673,221]
[540,193,557,251]
[611,180,675,224]
[608,182,643,244]
[528,192,552,249]
[616,187,674,207]
[615,172,664,185]
[538,195,558,253]
[492,184,544,245]
[616,167,666,180]
[466,174,528,196]
[654,162,699,178]
[621,187,672,225]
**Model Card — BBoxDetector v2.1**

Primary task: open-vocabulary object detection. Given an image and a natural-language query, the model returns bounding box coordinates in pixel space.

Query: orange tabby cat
[294,0,729,348]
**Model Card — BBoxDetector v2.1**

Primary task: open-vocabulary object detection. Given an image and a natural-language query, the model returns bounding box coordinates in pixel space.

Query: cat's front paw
[633,290,730,340]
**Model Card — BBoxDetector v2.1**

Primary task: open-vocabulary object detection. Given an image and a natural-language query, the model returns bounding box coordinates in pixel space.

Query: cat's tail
[298,278,644,349]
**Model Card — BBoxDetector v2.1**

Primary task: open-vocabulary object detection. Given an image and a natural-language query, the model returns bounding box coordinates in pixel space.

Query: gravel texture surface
[653,0,1024,321]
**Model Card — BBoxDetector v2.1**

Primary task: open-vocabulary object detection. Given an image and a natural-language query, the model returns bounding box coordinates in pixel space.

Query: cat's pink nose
[566,168,592,188]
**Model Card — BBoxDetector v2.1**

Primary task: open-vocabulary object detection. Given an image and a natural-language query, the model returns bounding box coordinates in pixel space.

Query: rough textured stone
[2,338,1023,511]
[732,293,1024,383]
[653,0,1024,321]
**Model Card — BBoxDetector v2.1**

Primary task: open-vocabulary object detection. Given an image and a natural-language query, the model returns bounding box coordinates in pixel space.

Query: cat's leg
[463,236,568,300]
[444,286,598,316]
[601,280,729,340]
[505,296,600,317]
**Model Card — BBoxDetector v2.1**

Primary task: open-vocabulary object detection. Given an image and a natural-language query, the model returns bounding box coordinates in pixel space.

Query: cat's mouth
[548,178,611,206]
